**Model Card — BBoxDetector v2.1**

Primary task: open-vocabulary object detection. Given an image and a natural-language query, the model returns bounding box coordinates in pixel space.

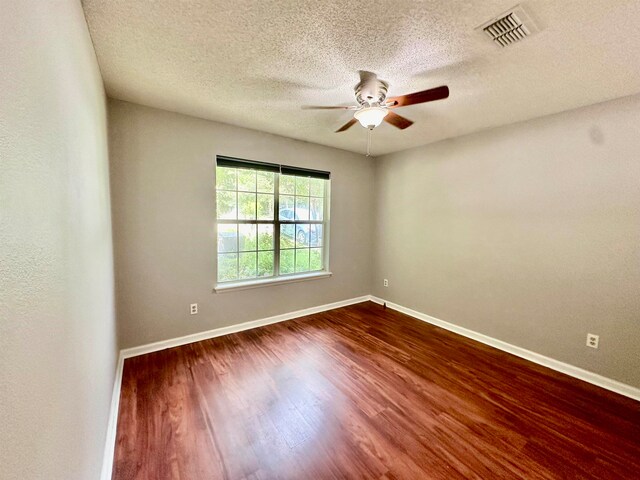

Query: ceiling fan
[303,71,450,133]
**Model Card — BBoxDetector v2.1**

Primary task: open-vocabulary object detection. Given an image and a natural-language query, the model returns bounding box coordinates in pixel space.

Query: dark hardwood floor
[112,301,640,479]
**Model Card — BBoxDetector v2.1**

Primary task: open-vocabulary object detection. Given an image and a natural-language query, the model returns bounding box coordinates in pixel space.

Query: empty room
[2,0,640,479]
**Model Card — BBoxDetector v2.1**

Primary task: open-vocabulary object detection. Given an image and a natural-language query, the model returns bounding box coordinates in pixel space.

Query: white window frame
[213,157,331,293]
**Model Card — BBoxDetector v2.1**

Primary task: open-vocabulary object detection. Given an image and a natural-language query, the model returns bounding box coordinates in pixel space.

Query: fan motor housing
[355,79,389,105]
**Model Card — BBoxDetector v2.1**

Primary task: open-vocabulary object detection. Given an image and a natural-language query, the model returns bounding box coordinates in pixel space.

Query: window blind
[216,155,330,180]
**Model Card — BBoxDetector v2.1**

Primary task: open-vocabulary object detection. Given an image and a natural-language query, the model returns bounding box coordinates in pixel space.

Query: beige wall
[108,99,375,348]
[372,94,640,388]
[0,1,116,479]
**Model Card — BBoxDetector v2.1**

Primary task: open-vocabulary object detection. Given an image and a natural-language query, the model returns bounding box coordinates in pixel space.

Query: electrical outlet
[383,279,389,287]
[190,303,198,315]
[586,333,599,349]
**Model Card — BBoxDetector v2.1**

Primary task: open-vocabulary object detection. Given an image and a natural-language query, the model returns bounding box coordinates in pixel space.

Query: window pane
[309,224,323,247]
[216,191,236,219]
[279,195,294,220]
[238,252,257,279]
[280,224,295,249]
[217,167,328,284]
[295,248,310,272]
[258,224,273,250]
[238,169,256,192]
[216,167,236,190]
[218,253,238,282]
[309,178,324,197]
[280,175,295,194]
[310,197,323,221]
[310,248,323,271]
[295,223,309,247]
[217,224,237,253]
[257,171,274,193]
[280,249,295,274]
[295,176,310,196]
[257,194,274,220]
[239,224,257,251]
[238,192,256,220]
[295,196,309,221]
[258,251,274,277]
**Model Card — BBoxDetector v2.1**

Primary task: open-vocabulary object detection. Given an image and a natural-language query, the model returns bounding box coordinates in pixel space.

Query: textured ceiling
[83,0,640,156]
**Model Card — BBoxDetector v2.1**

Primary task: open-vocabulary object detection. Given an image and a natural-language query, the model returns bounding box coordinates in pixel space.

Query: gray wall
[110,95,640,389]
[0,1,117,479]
[108,100,375,348]
[372,94,640,388]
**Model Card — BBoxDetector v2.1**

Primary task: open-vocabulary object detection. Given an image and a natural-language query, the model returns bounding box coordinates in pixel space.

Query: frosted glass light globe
[354,106,388,128]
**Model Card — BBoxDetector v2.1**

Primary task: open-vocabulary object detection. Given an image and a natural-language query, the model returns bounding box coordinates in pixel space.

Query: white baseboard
[120,295,371,359]
[370,296,640,402]
[100,352,124,480]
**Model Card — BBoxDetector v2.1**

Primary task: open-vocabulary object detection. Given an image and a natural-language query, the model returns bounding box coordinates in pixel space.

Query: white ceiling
[83,0,640,156]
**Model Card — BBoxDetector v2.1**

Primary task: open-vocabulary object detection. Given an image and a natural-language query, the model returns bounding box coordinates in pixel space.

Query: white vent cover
[477,5,538,47]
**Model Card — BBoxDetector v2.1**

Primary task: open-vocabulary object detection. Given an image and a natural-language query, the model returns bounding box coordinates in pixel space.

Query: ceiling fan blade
[335,118,357,133]
[387,85,449,108]
[384,111,414,130]
[302,105,357,110]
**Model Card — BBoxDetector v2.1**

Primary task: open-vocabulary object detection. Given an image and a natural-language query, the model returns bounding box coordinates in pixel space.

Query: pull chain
[366,127,373,157]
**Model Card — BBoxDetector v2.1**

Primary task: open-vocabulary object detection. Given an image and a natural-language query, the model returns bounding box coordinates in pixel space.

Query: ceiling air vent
[477,5,538,47]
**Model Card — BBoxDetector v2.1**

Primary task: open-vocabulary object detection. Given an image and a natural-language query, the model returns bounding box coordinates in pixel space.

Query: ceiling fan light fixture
[354,106,388,128]
[302,72,449,136]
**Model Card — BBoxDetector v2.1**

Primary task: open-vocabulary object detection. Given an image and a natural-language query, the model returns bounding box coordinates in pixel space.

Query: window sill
[213,271,333,293]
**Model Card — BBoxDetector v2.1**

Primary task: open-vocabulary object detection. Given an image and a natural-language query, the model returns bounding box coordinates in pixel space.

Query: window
[215,156,330,287]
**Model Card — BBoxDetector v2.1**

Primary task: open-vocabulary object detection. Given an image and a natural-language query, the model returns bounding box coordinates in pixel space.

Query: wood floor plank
[112,301,640,479]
